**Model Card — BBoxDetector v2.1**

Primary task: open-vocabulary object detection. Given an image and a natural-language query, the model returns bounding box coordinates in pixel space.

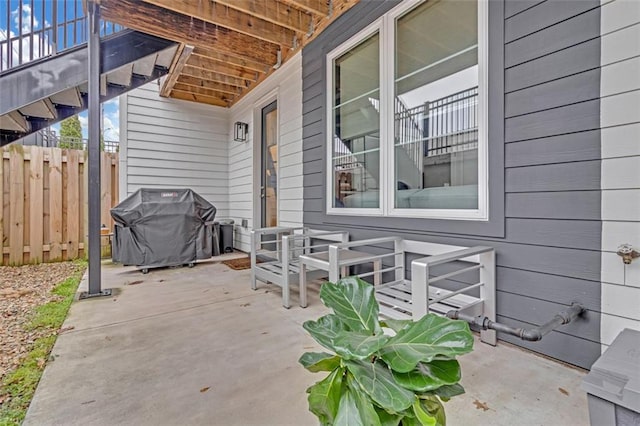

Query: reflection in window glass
[395,1,479,210]
[332,33,380,208]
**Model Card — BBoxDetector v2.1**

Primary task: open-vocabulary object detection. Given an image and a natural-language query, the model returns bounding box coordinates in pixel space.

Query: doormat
[221,257,255,270]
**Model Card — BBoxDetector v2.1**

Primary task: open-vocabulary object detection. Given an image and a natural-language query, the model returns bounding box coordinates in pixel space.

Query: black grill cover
[110,188,216,268]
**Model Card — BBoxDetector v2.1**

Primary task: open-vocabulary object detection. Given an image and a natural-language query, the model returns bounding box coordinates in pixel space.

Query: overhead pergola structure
[96,0,361,107]
[83,0,360,296]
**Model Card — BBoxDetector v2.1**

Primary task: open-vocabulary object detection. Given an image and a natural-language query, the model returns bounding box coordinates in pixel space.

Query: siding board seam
[504,4,601,45]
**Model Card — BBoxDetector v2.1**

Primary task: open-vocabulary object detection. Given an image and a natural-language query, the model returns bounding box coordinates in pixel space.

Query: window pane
[332,33,380,209]
[394,1,479,210]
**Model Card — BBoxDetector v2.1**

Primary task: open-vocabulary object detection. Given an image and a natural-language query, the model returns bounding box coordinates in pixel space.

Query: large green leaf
[333,331,390,360]
[335,386,366,426]
[299,352,341,373]
[375,408,402,426]
[307,367,345,425]
[420,396,446,426]
[392,360,461,392]
[345,359,415,413]
[411,400,437,426]
[303,314,347,351]
[421,383,465,400]
[320,277,381,333]
[379,314,473,373]
[380,319,412,333]
[346,375,382,426]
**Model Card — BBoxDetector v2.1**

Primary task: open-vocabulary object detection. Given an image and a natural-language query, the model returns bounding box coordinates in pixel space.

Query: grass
[0,261,86,426]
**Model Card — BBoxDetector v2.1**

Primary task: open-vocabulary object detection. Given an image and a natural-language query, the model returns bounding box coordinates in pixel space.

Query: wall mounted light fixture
[234,121,249,142]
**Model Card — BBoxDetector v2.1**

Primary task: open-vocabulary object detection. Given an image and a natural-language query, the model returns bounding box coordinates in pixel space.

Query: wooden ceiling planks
[98,0,359,107]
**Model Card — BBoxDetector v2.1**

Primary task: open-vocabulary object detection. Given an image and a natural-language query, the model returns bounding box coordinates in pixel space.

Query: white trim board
[599,0,640,351]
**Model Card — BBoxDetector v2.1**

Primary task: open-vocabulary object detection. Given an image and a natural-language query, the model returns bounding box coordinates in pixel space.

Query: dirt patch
[0,261,85,382]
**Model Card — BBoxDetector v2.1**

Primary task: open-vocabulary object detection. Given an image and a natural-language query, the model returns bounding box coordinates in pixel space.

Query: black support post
[80,1,111,299]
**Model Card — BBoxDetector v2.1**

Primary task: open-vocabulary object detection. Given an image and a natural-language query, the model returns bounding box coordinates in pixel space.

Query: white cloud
[103,115,119,141]
[2,5,51,71]
[12,4,40,33]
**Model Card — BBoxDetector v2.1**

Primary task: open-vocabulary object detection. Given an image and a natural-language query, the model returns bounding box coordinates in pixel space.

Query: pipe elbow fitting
[520,328,543,341]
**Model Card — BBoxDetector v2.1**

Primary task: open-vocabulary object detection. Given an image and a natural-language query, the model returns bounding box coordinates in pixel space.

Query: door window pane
[331,33,380,209]
[394,1,479,210]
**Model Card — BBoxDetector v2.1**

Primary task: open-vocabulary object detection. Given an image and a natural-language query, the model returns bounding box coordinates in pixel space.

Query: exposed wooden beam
[160,44,193,97]
[192,48,269,74]
[170,89,230,108]
[176,75,243,96]
[214,0,312,33]
[173,83,235,99]
[100,0,279,66]
[229,0,360,107]
[142,0,296,47]
[187,55,260,82]
[181,66,251,88]
[279,0,329,17]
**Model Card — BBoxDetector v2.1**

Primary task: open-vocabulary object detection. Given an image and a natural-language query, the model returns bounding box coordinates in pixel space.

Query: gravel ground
[0,262,85,382]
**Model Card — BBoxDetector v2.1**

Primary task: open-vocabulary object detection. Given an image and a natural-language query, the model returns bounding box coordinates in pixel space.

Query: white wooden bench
[250,227,349,308]
[307,237,497,345]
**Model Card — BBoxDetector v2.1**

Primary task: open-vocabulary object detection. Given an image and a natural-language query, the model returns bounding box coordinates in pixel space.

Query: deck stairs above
[0,30,177,146]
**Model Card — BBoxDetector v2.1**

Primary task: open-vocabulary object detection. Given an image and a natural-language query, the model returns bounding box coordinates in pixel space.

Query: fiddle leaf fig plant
[299,277,474,425]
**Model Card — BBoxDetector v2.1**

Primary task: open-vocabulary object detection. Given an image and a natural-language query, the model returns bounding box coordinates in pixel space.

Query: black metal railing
[30,130,119,152]
[1,0,123,73]
[332,86,478,178]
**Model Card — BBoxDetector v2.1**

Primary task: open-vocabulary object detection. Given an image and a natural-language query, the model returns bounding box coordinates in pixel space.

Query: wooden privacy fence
[1,145,119,266]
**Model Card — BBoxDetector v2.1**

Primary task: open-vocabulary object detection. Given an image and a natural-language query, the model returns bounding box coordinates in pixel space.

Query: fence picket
[66,149,80,259]
[49,148,63,261]
[101,153,111,229]
[29,147,44,263]
[9,145,25,265]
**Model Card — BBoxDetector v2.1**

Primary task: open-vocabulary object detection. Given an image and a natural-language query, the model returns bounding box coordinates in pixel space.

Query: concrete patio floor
[25,255,590,426]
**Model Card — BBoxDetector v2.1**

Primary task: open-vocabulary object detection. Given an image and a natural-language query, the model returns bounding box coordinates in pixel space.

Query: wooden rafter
[141,0,297,47]
[160,44,193,97]
[214,0,313,33]
[181,66,251,89]
[279,0,329,17]
[187,55,260,82]
[192,48,269,74]
[170,90,230,107]
[173,83,236,100]
[176,75,244,96]
[100,0,279,66]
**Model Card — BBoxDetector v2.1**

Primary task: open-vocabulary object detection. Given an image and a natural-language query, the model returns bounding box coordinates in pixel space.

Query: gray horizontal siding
[301,0,601,369]
[504,0,544,19]
[504,0,600,43]
[505,191,601,220]
[505,6,601,68]
[505,130,601,168]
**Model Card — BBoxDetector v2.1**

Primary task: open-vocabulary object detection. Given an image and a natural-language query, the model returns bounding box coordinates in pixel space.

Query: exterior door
[261,101,278,227]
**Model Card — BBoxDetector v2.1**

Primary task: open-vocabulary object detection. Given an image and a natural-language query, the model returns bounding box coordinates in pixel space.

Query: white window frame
[326,19,384,216]
[326,0,489,220]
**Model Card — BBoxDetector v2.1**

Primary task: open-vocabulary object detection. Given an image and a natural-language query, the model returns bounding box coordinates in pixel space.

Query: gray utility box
[582,328,640,426]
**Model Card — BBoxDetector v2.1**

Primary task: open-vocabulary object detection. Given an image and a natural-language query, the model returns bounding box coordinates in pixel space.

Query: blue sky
[1,0,120,141]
